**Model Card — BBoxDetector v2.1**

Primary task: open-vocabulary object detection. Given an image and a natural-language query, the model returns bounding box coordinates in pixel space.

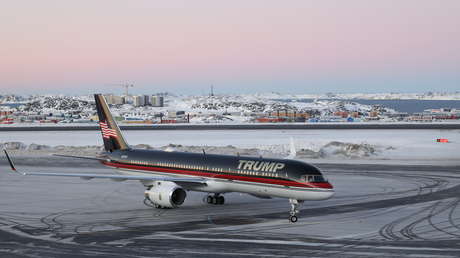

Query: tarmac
[1,159,460,257]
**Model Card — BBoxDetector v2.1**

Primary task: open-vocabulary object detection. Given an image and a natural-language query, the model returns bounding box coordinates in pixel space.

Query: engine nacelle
[145,181,187,208]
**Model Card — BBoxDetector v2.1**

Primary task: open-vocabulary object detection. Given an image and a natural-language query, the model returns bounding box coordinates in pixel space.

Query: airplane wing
[249,193,272,199]
[4,150,205,184]
[52,153,109,161]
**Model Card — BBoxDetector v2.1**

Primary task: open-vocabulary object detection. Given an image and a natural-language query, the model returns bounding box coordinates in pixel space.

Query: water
[275,99,460,113]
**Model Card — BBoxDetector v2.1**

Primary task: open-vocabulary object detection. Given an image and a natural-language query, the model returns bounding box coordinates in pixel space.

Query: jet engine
[144,181,187,208]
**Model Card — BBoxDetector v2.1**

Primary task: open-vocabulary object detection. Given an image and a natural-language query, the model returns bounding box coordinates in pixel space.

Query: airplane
[3,94,334,223]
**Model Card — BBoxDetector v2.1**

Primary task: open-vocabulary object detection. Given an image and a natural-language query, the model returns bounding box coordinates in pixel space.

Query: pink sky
[0,1,459,94]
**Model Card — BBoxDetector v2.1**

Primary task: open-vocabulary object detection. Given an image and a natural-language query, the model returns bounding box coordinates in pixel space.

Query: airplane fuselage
[101,149,334,201]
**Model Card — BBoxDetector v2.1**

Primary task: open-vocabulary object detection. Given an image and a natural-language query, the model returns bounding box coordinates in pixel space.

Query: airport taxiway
[1,161,460,257]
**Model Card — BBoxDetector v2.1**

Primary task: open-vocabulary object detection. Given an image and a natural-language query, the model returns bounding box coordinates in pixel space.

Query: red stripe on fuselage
[102,161,333,189]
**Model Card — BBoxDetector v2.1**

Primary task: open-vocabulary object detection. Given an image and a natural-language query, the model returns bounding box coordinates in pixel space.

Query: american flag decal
[99,121,118,139]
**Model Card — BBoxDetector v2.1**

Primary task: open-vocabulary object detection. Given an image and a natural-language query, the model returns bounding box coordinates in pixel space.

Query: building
[133,96,145,107]
[151,95,164,107]
[123,95,133,104]
[409,114,434,122]
[143,95,151,105]
[104,94,124,105]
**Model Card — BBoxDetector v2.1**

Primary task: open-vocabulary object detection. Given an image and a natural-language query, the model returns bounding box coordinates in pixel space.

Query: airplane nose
[312,186,334,200]
[325,189,335,198]
[324,182,333,189]
[312,182,333,189]
[309,182,335,199]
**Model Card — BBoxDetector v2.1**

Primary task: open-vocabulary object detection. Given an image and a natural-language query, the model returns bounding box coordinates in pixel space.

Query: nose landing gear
[289,199,303,223]
[206,193,225,205]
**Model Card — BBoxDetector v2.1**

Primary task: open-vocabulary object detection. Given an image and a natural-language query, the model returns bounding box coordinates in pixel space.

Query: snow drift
[0,141,387,160]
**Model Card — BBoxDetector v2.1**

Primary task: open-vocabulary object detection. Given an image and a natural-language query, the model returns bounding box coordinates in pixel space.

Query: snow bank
[0,140,388,160]
[1,129,458,162]
[298,141,383,159]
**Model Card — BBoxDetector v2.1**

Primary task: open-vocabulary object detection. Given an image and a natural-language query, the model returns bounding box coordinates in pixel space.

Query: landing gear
[206,194,225,205]
[288,199,303,223]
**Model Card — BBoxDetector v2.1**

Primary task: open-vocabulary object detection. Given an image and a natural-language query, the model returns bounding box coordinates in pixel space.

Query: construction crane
[105,83,134,96]
[121,84,134,96]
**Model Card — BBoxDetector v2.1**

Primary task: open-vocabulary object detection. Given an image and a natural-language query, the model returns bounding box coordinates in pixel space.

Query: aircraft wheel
[217,196,225,205]
[289,215,298,223]
[207,196,213,204]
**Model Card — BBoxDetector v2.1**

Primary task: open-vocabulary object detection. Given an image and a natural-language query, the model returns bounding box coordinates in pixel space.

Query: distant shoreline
[1,123,460,131]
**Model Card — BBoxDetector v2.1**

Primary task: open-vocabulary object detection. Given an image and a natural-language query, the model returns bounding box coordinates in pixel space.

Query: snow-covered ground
[170,94,394,115]
[5,94,394,124]
[4,92,460,126]
[1,129,459,165]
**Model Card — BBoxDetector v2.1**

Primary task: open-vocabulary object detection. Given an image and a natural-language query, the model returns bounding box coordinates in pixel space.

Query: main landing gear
[289,199,303,223]
[206,193,225,205]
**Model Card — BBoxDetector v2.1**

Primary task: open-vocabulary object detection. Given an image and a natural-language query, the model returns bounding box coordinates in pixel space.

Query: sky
[0,0,459,95]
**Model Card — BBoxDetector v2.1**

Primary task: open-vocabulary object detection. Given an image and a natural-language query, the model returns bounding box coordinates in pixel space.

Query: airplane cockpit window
[300,175,327,183]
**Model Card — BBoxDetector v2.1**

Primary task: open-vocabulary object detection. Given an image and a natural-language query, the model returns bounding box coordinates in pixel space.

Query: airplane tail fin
[94,94,129,152]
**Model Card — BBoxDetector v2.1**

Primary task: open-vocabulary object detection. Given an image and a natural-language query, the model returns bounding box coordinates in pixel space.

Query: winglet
[285,137,297,159]
[3,150,24,175]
